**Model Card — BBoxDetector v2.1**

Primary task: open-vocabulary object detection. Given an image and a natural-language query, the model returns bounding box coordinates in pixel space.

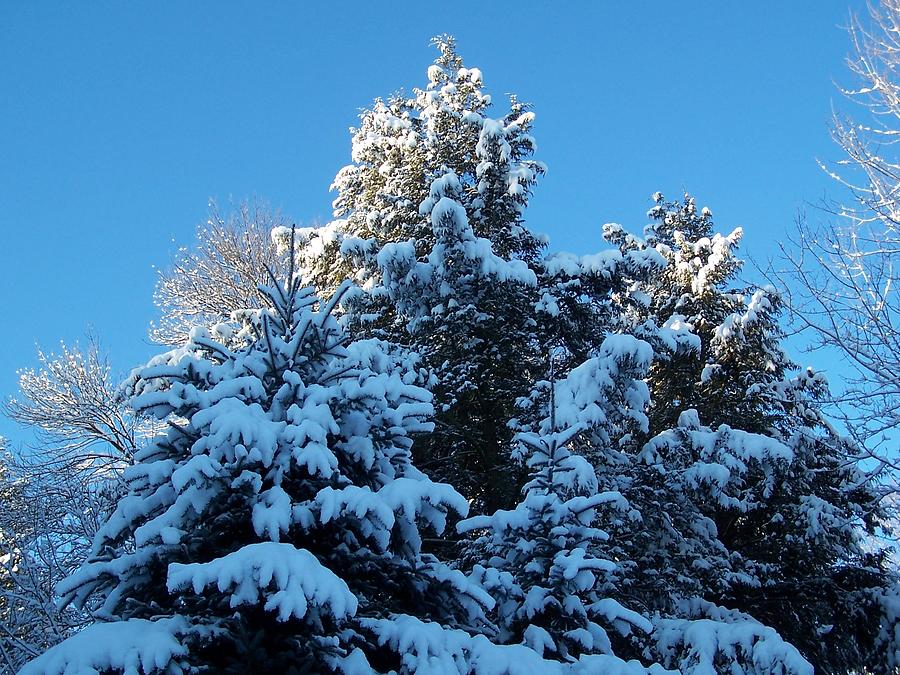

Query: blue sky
[0,2,864,443]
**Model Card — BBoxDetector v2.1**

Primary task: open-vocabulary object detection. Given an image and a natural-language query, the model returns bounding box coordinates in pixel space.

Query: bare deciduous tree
[5,335,136,473]
[1,338,139,670]
[151,200,289,345]
[0,450,108,672]
[774,0,900,479]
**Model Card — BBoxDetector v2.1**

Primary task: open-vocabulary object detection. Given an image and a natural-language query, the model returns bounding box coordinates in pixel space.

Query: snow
[18,617,189,675]
[252,485,292,541]
[670,227,743,296]
[544,250,622,279]
[654,615,813,675]
[294,477,470,554]
[190,398,285,467]
[640,419,794,511]
[877,585,900,669]
[171,454,221,493]
[658,315,702,355]
[550,334,653,439]
[427,194,537,286]
[715,287,777,344]
[552,547,616,581]
[167,542,358,622]
[427,64,444,83]
[363,614,662,674]
[367,614,556,674]
[572,655,672,675]
[797,494,844,542]
[377,476,469,532]
[590,598,652,634]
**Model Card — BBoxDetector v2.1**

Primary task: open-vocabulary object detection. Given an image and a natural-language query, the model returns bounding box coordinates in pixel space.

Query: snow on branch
[167,542,358,622]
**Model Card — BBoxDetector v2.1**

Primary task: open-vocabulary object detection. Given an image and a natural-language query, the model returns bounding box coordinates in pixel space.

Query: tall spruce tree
[458,337,657,664]
[21,264,547,674]
[606,194,895,673]
[288,37,667,514]
[288,36,548,512]
[370,171,542,513]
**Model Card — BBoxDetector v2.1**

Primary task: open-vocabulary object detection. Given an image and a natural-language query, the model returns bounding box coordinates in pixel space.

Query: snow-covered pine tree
[285,36,548,512]
[638,195,778,437]
[609,194,894,673]
[536,221,672,377]
[371,170,543,513]
[312,35,545,297]
[19,260,535,674]
[458,337,657,666]
[289,37,669,515]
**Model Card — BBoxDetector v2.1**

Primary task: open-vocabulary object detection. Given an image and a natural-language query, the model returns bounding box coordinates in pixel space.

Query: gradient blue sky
[0,2,865,443]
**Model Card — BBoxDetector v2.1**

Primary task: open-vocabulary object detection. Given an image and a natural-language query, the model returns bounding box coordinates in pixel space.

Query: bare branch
[4,334,137,472]
[151,199,289,345]
[770,1,900,482]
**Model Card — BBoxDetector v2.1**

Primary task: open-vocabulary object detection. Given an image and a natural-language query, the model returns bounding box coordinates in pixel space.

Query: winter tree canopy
[6,30,900,675]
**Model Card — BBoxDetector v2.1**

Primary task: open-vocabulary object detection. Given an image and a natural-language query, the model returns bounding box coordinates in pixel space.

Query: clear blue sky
[0,2,864,443]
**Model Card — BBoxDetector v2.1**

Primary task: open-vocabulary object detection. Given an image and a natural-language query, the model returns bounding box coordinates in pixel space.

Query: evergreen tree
[20,264,518,674]
[458,337,656,664]
[371,171,543,513]
[288,36,548,512]
[289,37,667,514]
[609,194,894,673]
[315,35,545,295]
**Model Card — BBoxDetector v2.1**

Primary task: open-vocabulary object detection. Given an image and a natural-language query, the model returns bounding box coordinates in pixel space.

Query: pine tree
[20,261,511,674]
[372,171,543,512]
[609,194,894,673]
[287,36,548,512]
[317,35,545,295]
[458,338,657,665]
[289,37,670,515]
